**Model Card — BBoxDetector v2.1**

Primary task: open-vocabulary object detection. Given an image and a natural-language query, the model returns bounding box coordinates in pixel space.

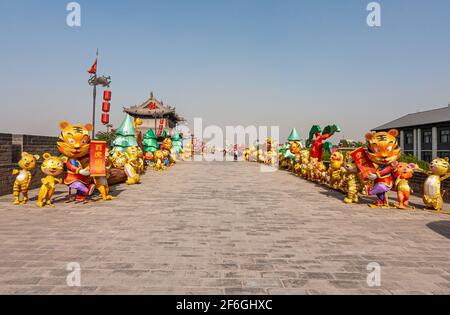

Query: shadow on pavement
[426,221,450,239]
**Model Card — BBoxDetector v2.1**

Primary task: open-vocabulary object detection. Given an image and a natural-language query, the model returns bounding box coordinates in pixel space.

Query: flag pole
[91,49,99,139]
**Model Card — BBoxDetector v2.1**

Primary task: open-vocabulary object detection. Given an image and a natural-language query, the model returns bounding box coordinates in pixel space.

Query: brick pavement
[0,161,449,295]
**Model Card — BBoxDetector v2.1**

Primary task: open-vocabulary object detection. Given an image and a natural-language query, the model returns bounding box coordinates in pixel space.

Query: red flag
[88,58,97,74]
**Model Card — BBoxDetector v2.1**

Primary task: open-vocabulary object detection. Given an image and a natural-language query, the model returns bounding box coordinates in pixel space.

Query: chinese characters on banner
[89,141,107,177]
[350,147,376,179]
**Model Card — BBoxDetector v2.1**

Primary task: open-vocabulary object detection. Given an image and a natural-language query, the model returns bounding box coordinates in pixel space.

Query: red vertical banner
[350,147,376,179]
[89,141,107,177]
[157,119,165,137]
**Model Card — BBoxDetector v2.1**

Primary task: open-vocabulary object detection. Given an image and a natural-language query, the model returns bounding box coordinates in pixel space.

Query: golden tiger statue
[327,151,344,189]
[93,149,113,201]
[341,155,363,204]
[12,152,40,205]
[161,137,175,166]
[421,157,450,211]
[152,150,167,172]
[37,153,67,207]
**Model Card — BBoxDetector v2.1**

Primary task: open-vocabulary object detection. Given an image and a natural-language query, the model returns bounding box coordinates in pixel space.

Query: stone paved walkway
[0,161,450,295]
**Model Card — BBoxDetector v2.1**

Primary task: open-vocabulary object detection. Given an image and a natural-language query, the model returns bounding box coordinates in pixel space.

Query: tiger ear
[445,157,449,162]
[60,156,68,163]
[84,123,93,132]
[59,121,70,130]
[388,129,399,138]
[392,161,399,168]
[410,163,418,169]
[365,133,375,141]
[34,155,40,161]
[42,153,51,160]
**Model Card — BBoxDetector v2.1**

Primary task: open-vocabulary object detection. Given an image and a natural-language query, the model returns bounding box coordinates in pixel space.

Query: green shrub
[399,154,429,171]
[95,131,116,149]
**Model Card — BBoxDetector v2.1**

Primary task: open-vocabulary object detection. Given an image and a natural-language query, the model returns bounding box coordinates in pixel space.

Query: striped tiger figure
[12,152,40,205]
[342,155,363,204]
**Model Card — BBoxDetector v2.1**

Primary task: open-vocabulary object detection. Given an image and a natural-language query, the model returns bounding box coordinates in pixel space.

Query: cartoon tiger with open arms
[57,121,95,201]
[365,129,401,207]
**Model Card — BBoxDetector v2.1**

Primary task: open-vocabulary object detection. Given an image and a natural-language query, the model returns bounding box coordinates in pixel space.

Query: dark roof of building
[123,92,185,122]
[373,105,450,131]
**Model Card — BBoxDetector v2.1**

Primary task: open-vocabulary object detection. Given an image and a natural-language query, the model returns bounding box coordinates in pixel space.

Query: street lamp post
[88,50,111,140]
[88,75,111,139]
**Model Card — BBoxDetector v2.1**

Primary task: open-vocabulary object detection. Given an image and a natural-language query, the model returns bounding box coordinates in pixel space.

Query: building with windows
[372,104,450,162]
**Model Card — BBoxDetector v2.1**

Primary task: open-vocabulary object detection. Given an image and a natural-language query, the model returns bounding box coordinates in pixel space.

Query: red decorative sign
[156,119,165,137]
[350,147,376,180]
[147,102,158,110]
[89,141,107,177]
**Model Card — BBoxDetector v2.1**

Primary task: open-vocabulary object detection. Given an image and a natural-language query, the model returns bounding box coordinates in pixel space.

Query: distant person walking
[233,145,238,161]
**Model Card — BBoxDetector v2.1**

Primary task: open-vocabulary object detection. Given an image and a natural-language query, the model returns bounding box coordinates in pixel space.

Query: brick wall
[0,134,59,197]
[410,172,450,203]
[0,133,12,165]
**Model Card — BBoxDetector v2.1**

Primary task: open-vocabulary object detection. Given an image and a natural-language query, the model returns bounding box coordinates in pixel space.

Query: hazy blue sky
[1,0,449,142]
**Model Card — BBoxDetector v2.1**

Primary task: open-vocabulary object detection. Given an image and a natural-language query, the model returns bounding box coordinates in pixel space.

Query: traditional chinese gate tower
[123,92,184,137]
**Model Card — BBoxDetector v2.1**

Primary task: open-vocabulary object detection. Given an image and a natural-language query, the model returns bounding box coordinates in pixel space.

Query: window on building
[423,130,432,144]
[440,129,450,144]
[405,132,413,145]
[422,151,432,163]
[438,151,449,159]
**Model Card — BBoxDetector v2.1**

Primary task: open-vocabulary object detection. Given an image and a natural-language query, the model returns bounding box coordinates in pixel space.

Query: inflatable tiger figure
[57,121,95,201]
[365,129,401,207]
[12,152,40,205]
[37,153,67,207]
[161,137,175,166]
[342,155,363,204]
[327,151,344,189]
[422,157,450,211]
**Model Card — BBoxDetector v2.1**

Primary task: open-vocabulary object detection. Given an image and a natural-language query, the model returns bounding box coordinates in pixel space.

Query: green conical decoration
[288,128,301,142]
[113,114,138,152]
[171,133,183,153]
[143,128,159,153]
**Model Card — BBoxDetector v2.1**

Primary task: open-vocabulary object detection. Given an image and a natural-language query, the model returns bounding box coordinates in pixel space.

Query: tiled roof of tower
[123,92,185,122]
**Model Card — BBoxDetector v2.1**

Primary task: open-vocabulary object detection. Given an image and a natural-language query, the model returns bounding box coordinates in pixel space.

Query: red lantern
[101,113,109,125]
[103,90,112,101]
[102,101,110,112]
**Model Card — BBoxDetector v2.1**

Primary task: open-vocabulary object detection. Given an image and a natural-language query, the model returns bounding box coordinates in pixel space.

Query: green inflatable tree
[172,133,183,153]
[288,128,301,142]
[143,128,159,153]
[113,114,138,152]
